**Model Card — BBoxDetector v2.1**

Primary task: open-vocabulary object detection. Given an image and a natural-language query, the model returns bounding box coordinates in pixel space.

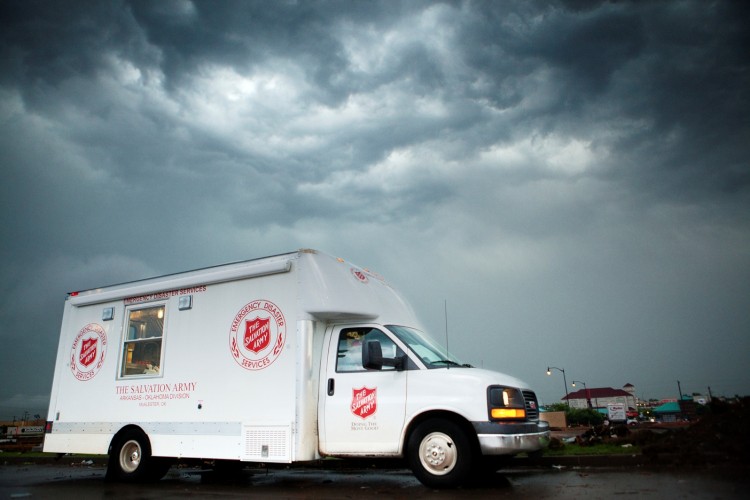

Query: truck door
[320,325,408,454]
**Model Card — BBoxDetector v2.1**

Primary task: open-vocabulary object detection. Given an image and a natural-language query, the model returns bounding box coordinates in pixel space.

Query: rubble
[637,397,750,466]
[543,397,750,471]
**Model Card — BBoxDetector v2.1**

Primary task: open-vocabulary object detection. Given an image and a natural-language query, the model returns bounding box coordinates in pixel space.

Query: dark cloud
[0,0,748,417]
[1,1,144,93]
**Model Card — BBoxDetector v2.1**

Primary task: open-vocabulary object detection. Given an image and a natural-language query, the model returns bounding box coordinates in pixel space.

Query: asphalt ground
[1,459,748,499]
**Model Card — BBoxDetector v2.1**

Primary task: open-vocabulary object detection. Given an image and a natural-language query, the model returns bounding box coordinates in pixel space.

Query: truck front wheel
[107,429,169,482]
[407,418,475,488]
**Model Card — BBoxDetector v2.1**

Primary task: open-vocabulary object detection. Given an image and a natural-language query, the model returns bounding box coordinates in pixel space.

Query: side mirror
[363,340,405,371]
[362,340,383,370]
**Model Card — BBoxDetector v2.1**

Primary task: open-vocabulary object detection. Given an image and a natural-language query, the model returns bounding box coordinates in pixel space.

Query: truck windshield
[386,325,468,369]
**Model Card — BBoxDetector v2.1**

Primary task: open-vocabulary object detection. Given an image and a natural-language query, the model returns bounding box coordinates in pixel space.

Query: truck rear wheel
[107,429,169,482]
[407,418,475,489]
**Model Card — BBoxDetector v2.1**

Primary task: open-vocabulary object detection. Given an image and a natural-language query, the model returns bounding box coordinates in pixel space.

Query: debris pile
[547,397,750,468]
[637,397,750,465]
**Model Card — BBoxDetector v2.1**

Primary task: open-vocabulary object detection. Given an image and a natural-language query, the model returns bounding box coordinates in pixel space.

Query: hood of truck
[458,367,532,391]
[405,366,537,423]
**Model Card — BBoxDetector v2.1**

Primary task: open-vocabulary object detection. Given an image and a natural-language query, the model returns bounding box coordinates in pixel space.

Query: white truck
[44,249,549,488]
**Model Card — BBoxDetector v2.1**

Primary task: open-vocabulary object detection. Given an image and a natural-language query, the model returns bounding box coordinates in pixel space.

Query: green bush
[566,408,605,427]
[542,403,605,426]
[545,402,569,412]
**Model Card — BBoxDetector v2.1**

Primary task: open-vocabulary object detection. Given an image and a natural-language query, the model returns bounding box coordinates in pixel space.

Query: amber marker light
[491,408,526,419]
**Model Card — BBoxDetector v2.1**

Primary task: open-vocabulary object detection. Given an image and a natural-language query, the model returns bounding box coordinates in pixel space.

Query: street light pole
[546,366,569,407]
[572,380,592,408]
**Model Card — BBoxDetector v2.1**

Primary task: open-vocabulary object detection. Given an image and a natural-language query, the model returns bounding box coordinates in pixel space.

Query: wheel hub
[419,432,457,475]
[424,442,446,466]
[120,439,143,473]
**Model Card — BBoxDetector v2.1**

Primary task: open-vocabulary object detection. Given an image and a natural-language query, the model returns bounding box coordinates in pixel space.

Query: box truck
[44,249,549,488]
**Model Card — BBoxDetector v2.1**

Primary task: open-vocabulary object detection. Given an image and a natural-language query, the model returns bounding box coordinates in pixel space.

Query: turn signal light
[491,408,526,419]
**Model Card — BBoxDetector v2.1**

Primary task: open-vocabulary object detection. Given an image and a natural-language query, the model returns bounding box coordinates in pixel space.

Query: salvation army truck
[44,249,549,488]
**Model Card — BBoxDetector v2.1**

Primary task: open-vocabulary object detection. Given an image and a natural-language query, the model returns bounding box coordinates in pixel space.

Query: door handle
[327,378,335,396]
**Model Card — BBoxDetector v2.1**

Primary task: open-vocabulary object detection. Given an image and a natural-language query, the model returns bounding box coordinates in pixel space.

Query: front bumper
[472,420,550,455]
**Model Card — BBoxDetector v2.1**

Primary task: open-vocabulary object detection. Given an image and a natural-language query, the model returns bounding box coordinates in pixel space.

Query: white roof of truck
[67,249,419,326]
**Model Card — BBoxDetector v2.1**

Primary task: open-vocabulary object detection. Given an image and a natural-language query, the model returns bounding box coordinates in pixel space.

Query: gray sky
[1,0,748,420]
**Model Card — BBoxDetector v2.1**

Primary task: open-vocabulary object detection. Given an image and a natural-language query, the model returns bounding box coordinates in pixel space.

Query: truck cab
[319,323,549,487]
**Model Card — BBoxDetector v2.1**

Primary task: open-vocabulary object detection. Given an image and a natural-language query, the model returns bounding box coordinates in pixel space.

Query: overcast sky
[1,0,748,420]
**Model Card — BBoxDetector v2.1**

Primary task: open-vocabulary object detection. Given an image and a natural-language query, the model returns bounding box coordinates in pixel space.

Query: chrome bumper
[477,430,550,455]
[472,420,550,455]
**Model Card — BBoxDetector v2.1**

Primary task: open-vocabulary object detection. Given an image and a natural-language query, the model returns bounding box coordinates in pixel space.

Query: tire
[107,429,169,482]
[407,418,475,489]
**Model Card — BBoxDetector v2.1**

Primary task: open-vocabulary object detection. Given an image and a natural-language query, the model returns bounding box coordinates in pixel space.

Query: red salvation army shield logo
[244,316,271,354]
[351,387,377,419]
[351,267,368,283]
[70,323,107,381]
[230,300,286,371]
[79,337,98,367]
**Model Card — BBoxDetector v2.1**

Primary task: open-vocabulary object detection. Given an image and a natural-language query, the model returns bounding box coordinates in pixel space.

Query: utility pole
[546,367,569,407]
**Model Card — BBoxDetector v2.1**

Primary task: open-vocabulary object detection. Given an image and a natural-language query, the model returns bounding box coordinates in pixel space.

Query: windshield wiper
[432,359,472,367]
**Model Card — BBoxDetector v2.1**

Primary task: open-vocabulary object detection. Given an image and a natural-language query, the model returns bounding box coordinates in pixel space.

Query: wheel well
[108,425,150,455]
[403,411,480,455]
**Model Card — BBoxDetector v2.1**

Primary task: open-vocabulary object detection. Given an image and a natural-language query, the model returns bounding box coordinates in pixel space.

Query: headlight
[487,386,526,420]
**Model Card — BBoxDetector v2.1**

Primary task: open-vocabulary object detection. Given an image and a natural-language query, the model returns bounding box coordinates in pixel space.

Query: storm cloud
[1,0,748,419]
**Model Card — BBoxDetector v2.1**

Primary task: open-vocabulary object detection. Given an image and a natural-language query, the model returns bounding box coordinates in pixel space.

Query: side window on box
[120,305,165,377]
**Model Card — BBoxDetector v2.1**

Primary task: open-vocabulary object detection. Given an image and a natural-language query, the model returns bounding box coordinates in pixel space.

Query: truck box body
[44,249,548,487]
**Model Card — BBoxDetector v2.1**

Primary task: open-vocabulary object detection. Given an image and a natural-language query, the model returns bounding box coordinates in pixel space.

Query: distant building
[562,384,637,411]
[622,383,636,400]
[653,396,703,422]
[652,401,682,422]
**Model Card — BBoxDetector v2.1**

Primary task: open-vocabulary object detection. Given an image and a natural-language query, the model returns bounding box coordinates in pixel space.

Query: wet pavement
[1,461,747,499]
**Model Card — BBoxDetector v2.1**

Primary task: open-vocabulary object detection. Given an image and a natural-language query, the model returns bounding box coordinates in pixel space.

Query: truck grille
[522,390,540,420]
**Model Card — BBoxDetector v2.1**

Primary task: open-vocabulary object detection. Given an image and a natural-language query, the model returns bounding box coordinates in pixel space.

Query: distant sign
[20,426,44,435]
[607,403,626,422]
[6,426,44,436]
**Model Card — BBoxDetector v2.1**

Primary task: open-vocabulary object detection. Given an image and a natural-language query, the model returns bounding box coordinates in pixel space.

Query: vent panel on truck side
[242,425,291,463]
